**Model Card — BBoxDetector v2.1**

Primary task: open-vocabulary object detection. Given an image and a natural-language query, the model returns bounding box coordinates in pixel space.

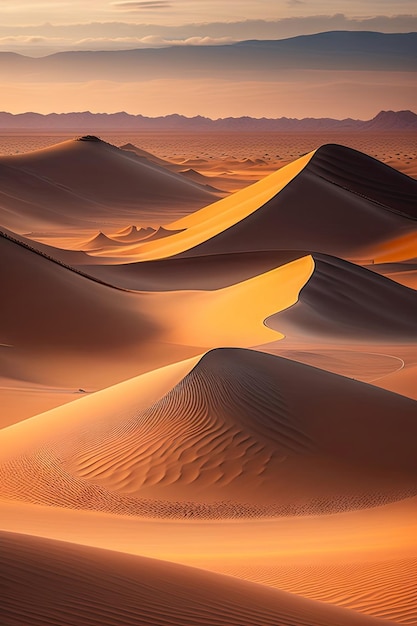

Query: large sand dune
[1,349,416,517]
[0,136,217,232]
[1,136,416,625]
[85,144,416,265]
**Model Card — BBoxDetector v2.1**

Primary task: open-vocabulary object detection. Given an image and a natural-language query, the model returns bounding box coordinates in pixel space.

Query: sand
[0,132,416,625]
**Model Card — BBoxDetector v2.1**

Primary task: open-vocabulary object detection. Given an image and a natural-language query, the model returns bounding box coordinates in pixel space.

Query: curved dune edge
[265,254,417,342]
[160,255,314,346]
[0,531,391,626]
[94,149,316,260]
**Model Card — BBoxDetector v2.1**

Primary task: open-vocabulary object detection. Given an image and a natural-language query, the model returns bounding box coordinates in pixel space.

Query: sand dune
[0,136,217,232]
[0,231,193,410]
[368,262,417,290]
[0,232,316,423]
[1,531,390,626]
[112,224,156,241]
[96,144,416,263]
[219,556,417,624]
[268,254,417,341]
[80,231,128,251]
[1,348,416,517]
[1,496,415,624]
[1,134,416,626]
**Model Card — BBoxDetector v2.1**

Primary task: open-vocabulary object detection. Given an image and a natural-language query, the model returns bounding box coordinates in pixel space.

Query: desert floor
[0,131,416,625]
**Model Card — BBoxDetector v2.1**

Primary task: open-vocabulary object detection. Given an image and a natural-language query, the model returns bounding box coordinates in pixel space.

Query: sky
[0,1,415,54]
[0,1,414,26]
[0,1,415,118]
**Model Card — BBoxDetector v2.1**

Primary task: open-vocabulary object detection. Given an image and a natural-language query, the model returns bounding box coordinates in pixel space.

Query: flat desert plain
[0,131,416,625]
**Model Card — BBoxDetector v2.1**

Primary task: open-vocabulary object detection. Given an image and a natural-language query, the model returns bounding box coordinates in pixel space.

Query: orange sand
[0,134,416,626]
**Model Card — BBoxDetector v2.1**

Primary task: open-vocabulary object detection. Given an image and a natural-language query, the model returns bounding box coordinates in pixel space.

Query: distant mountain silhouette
[0,31,415,83]
[0,110,415,132]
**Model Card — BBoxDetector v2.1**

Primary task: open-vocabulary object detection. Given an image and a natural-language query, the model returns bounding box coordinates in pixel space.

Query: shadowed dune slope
[0,233,155,353]
[136,144,416,261]
[307,143,417,220]
[0,226,98,267]
[268,254,417,341]
[1,349,417,517]
[78,250,307,291]
[0,137,217,232]
[0,233,190,395]
[0,532,390,626]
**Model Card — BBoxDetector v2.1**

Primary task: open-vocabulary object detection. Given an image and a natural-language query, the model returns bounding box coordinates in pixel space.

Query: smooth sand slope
[0,233,159,381]
[1,136,416,626]
[0,230,317,423]
[0,136,217,232]
[1,349,416,517]
[1,496,415,625]
[0,531,391,626]
[78,250,307,291]
[98,144,417,263]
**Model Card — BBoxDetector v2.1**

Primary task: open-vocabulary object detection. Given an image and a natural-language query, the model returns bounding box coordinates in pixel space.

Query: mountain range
[0,109,416,132]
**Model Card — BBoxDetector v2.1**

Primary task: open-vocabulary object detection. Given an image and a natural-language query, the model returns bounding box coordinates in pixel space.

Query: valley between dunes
[0,134,416,625]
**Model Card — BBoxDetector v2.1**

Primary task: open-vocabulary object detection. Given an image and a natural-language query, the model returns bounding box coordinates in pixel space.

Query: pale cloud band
[0,14,416,55]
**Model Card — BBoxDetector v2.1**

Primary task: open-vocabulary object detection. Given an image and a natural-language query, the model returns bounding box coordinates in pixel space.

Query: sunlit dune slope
[80,231,128,251]
[268,254,417,341]
[0,137,217,232]
[0,532,390,626]
[1,348,416,517]
[113,224,155,241]
[120,144,417,262]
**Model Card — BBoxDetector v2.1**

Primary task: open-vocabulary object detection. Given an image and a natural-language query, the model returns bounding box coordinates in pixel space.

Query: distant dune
[0,136,218,232]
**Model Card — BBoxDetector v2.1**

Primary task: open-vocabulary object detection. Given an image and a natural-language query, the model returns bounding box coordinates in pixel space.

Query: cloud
[114,1,172,9]
[0,14,416,56]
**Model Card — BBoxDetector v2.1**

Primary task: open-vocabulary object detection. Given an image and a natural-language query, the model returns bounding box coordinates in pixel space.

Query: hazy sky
[0,1,415,27]
[0,1,414,56]
[0,1,415,118]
